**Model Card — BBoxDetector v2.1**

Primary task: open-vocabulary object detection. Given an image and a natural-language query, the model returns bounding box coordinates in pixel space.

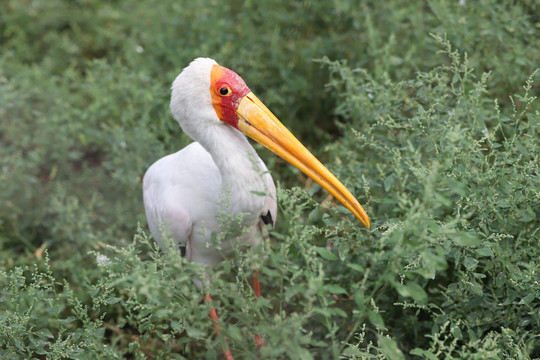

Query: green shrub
[320,34,539,358]
[1,0,538,358]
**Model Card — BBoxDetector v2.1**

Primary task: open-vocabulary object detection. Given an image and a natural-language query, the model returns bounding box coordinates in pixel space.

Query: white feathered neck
[170,58,267,226]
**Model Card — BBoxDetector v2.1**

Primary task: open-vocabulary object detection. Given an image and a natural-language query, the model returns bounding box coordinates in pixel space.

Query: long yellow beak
[236,92,370,228]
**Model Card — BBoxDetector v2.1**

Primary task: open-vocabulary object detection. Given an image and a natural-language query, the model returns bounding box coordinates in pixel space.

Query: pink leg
[251,270,267,349]
[204,294,234,360]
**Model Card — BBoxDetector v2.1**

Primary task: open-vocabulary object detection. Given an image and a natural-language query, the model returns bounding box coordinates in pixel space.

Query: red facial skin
[210,65,251,129]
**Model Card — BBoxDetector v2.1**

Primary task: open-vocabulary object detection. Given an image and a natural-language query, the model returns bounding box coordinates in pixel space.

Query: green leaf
[105,296,121,304]
[469,281,484,296]
[377,335,405,360]
[58,316,78,324]
[475,246,494,257]
[347,263,364,272]
[410,348,438,360]
[228,325,243,341]
[451,325,463,340]
[128,342,139,352]
[453,231,482,247]
[446,178,466,196]
[342,346,365,357]
[34,348,49,355]
[421,249,448,272]
[518,207,535,222]
[332,307,348,318]
[353,291,365,307]
[384,175,395,191]
[170,320,184,333]
[308,207,321,222]
[395,282,428,304]
[368,310,387,330]
[285,285,304,302]
[315,247,337,261]
[463,256,479,271]
[519,293,535,305]
[186,326,206,338]
[322,284,348,295]
[36,328,54,339]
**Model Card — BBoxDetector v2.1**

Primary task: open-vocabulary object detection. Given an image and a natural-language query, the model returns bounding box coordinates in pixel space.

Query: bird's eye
[219,87,231,96]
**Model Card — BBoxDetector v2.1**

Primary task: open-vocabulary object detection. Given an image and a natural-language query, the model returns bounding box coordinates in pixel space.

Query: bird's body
[142,57,369,358]
[143,140,276,267]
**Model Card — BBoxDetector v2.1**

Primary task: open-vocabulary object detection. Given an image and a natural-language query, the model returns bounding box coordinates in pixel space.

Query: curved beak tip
[237,92,371,228]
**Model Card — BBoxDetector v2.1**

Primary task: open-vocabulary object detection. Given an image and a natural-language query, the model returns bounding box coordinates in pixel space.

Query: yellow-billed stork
[142,58,370,358]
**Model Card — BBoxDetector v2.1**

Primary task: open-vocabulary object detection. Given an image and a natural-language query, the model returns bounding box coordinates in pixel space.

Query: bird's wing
[142,143,222,249]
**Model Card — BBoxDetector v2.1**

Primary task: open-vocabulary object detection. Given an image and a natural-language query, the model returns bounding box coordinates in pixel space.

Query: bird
[142,58,370,358]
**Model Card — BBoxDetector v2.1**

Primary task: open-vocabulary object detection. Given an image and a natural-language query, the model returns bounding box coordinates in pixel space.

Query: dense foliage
[1,0,538,359]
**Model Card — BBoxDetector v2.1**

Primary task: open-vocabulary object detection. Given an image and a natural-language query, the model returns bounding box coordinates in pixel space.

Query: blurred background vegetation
[1,0,539,358]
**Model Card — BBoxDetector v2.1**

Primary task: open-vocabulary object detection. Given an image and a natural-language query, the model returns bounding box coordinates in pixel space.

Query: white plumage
[143,141,276,268]
[143,58,276,270]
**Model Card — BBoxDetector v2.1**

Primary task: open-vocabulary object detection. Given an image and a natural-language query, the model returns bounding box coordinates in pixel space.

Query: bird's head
[170,58,370,228]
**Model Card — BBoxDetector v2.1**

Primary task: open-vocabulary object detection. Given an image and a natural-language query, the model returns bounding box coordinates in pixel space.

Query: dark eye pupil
[219,87,229,95]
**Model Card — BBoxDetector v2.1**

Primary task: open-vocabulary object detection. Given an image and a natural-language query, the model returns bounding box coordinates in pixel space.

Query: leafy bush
[1,0,539,359]
[319,34,539,358]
